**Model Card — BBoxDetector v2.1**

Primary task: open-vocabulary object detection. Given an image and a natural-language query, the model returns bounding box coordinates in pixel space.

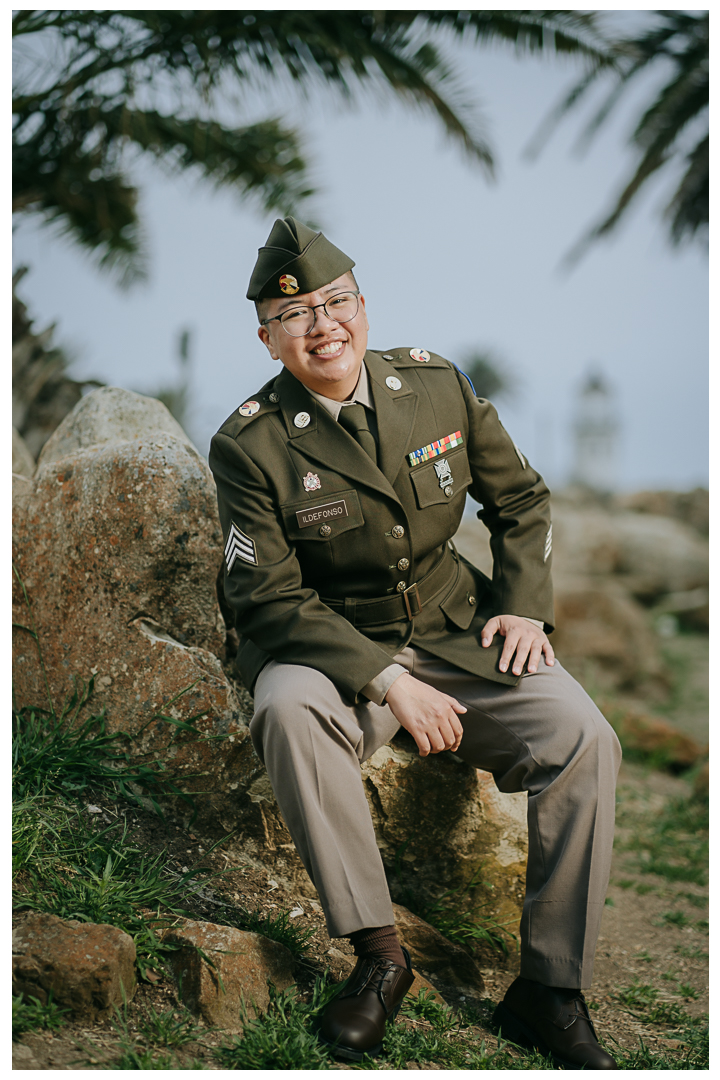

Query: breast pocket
[281,488,365,542]
[409,448,472,509]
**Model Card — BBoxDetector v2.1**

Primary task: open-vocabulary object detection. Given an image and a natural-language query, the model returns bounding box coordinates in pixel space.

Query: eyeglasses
[261,290,360,337]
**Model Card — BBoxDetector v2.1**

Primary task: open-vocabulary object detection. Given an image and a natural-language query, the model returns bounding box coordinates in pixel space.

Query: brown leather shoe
[319,948,414,1061]
[493,977,617,1070]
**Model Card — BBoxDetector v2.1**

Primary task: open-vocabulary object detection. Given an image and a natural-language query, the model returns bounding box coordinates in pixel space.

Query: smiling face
[257,272,368,401]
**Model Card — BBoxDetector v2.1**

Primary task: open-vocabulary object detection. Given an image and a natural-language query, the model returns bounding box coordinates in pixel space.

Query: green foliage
[137,1004,206,1049]
[215,903,316,958]
[407,866,519,957]
[617,788,708,887]
[530,10,708,255]
[12,10,609,281]
[12,993,70,1040]
[215,980,336,1070]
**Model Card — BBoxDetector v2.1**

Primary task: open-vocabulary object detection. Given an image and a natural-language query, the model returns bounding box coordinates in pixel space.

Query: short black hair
[255,270,358,324]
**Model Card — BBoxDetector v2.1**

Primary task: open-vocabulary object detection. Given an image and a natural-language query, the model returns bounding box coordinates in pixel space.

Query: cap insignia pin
[239,400,260,416]
[279,273,299,295]
[386,376,402,391]
[410,348,431,363]
[303,472,321,492]
[294,411,311,428]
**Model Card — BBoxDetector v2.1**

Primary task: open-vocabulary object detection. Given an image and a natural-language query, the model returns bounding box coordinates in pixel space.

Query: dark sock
[348,924,406,967]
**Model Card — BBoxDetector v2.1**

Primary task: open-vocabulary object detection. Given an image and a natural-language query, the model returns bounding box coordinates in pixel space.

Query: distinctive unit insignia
[409,348,431,363]
[225,522,257,571]
[239,400,260,417]
[269,392,280,403]
[407,431,463,467]
[385,376,402,391]
[303,471,321,492]
[279,273,299,295]
[294,411,311,428]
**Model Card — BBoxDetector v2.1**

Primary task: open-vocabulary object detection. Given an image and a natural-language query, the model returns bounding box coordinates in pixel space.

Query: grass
[396,863,519,958]
[616,788,708,887]
[609,980,708,1068]
[13,993,70,1040]
[213,903,317,958]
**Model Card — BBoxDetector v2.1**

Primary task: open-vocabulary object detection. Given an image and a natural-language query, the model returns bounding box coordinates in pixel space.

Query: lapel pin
[269,392,280,403]
[303,472,321,492]
[386,376,402,391]
[294,411,311,428]
[410,348,431,362]
[239,400,260,416]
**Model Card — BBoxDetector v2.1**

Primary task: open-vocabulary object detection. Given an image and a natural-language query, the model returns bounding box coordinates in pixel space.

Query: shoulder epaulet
[376,347,451,369]
[217,379,281,438]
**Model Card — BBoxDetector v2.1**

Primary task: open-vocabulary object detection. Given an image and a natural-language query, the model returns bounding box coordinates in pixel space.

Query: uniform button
[319,525,332,537]
[391,525,405,539]
[398,558,410,571]
[467,593,477,606]
[444,486,454,497]
[396,581,407,592]
[269,392,280,403]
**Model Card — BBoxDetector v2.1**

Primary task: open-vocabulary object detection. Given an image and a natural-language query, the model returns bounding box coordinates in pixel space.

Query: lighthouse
[572,371,619,494]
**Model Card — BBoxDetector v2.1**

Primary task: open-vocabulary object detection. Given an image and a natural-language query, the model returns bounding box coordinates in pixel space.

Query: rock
[161,919,295,1031]
[12,913,136,1021]
[13,426,35,477]
[407,972,448,1006]
[12,1042,40,1069]
[362,738,528,957]
[551,577,666,690]
[37,386,197,466]
[604,706,705,770]
[617,488,709,537]
[393,904,485,1001]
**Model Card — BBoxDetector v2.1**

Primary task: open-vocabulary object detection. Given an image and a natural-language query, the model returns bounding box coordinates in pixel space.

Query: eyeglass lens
[280,293,359,337]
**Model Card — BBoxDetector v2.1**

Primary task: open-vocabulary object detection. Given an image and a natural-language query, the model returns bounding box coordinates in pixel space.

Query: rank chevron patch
[543,523,553,563]
[225,522,257,571]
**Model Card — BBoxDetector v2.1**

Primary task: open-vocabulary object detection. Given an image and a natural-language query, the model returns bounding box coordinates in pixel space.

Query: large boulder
[363,738,528,955]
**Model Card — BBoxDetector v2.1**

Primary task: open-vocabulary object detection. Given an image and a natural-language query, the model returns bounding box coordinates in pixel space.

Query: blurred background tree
[12,10,609,285]
[528,9,708,260]
[460,349,513,401]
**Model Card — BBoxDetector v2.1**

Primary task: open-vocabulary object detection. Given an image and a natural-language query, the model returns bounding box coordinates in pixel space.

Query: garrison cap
[247,217,355,301]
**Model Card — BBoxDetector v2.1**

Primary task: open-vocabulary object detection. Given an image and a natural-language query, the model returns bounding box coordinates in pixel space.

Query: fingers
[440,691,467,715]
[542,638,556,666]
[481,616,500,647]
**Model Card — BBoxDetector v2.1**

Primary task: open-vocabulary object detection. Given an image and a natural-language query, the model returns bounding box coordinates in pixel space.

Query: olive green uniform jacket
[209,349,554,703]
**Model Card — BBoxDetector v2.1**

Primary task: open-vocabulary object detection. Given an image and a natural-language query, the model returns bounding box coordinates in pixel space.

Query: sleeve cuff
[360,664,408,706]
[522,617,544,629]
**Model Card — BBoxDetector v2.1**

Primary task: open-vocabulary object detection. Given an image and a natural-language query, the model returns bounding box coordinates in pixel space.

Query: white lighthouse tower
[572,371,619,494]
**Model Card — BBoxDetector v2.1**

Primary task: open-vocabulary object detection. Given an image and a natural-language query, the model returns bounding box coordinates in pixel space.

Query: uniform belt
[321,546,457,627]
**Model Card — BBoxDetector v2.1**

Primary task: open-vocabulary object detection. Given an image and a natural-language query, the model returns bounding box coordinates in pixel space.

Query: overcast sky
[13,16,708,492]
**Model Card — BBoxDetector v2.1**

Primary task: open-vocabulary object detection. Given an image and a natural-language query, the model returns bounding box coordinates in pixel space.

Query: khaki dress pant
[250,647,622,989]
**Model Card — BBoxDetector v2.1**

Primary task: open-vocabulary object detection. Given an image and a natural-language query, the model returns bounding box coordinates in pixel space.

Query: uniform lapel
[365,350,419,487]
[275,365,401,503]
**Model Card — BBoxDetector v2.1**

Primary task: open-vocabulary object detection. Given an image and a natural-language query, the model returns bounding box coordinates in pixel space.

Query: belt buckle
[403,582,422,620]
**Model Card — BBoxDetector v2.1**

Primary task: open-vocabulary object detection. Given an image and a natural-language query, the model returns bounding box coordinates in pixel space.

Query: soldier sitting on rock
[209,217,621,1070]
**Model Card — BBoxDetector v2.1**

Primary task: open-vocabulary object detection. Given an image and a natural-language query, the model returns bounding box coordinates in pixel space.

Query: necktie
[338,402,378,464]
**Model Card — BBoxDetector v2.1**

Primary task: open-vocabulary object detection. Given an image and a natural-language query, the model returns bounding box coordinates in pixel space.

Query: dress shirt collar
[305,361,375,421]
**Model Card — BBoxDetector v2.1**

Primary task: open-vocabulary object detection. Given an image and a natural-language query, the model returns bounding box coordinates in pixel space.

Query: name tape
[296,499,349,528]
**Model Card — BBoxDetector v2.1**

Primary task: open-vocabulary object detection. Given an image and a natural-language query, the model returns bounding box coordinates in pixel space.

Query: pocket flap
[439,557,488,630]
[409,448,472,508]
[282,488,364,541]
